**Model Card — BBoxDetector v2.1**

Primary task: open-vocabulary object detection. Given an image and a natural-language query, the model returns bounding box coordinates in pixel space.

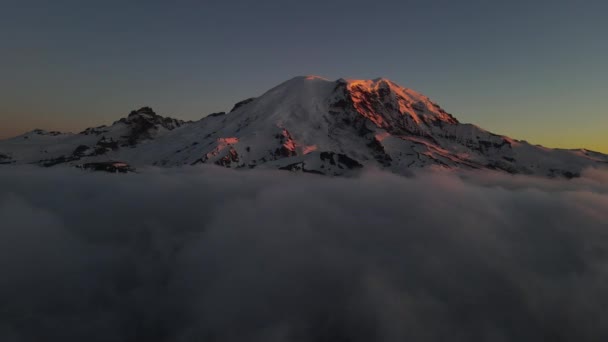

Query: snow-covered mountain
[1,76,606,177]
[0,106,189,166]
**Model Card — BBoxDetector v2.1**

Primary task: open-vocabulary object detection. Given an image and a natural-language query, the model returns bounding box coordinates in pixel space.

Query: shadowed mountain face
[1,76,606,177]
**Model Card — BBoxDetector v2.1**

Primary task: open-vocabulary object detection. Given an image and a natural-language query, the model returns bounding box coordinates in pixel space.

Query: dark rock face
[80,161,134,173]
[279,162,325,175]
[69,138,119,157]
[207,112,226,118]
[336,154,364,169]
[72,145,90,157]
[215,148,239,167]
[549,169,579,179]
[125,116,156,146]
[50,138,123,167]
[277,152,362,176]
[30,129,63,136]
[230,98,256,112]
[41,156,79,167]
[128,106,156,117]
[273,146,296,159]
[320,152,363,170]
[96,137,119,151]
[119,107,185,129]
[485,161,519,174]
[0,153,13,164]
[272,129,297,159]
[80,126,108,136]
[116,107,186,146]
[367,138,393,166]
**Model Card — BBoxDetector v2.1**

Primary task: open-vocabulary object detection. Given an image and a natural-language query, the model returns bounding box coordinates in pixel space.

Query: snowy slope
[0,107,188,166]
[1,76,606,177]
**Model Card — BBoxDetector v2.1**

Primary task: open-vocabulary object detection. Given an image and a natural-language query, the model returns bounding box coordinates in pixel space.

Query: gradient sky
[1,0,606,152]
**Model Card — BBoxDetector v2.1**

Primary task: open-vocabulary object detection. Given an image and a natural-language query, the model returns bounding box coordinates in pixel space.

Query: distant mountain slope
[1,76,606,177]
[0,107,188,166]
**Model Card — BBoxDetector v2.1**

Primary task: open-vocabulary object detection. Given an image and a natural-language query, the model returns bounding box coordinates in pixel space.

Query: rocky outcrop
[79,161,134,173]
[115,107,187,146]
[230,98,256,113]
[0,153,13,165]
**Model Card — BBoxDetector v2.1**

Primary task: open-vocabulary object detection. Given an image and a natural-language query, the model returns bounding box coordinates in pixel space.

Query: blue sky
[1,0,606,152]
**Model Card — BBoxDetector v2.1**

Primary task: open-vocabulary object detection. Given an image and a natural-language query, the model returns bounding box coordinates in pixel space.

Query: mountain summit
[1,76,606,177]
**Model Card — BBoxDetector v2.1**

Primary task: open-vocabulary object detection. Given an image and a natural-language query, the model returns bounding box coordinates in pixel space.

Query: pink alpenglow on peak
[304,75,329,81]
[345,78,459,127]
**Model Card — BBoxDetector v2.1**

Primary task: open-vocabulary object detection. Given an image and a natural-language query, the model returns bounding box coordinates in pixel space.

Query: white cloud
[1,165,607,341]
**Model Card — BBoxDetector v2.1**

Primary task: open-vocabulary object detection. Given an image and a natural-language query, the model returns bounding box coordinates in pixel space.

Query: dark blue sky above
[1,0,607,151]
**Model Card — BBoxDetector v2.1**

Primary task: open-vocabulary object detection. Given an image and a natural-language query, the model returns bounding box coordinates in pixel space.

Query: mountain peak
[273,76,333,90]
[1,76,606,178]
[128,106,158,118]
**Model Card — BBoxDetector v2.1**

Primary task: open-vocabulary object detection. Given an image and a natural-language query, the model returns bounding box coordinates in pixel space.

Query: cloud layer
[1,166,607,342]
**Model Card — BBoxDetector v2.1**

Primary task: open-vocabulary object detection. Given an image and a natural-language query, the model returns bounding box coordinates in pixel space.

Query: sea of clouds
[1,165,607,342]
